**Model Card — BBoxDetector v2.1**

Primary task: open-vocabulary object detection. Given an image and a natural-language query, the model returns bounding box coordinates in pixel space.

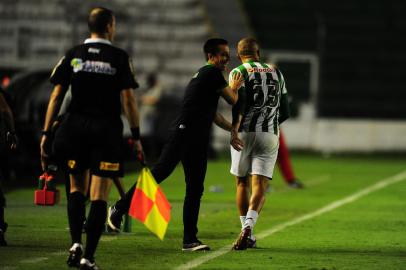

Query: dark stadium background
[0,0,405,181]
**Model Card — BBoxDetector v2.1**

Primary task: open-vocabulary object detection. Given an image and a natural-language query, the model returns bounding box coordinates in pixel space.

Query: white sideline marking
[175,170,406,270]
[100,236,118,242]
[20,257,48,264]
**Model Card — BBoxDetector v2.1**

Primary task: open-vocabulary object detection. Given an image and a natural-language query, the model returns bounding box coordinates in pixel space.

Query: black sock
[84,200,107,261]
[68,192,86,244]
[115,183,136,213]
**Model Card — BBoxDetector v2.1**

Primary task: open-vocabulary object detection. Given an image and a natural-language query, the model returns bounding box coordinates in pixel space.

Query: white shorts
[230,132,279,179]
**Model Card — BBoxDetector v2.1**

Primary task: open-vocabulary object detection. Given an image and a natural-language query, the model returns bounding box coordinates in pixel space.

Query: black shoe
[182,240,210,251]
[79,258,99,270]
[288,179,304,189]
[247,236,257,248]
[107,206,122,233]
[233,227,251,250]
[0,222,7,246]
[67,243,83,267]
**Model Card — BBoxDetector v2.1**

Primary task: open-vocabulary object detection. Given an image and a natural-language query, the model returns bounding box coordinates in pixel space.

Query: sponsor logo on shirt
[71,58,116,75]
[247,67,274,73]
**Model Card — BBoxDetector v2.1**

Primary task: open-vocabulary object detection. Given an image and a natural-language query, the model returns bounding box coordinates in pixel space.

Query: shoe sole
[233,228,251,250]
[107,207,121,233]
[182,244,210,251]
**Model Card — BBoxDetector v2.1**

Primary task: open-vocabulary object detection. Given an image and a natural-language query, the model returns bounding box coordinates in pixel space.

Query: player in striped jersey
[229,38,290,250]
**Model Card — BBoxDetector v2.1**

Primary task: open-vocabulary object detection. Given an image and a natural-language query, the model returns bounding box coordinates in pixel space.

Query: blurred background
[0,0,405,180]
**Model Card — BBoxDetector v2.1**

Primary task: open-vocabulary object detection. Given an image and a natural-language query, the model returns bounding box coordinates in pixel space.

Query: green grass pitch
[1,153,405,269]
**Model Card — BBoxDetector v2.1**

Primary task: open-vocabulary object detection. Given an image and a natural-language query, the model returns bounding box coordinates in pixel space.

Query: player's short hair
[88,7,114,34]
[203,38,228,60]
[238,37,260,57]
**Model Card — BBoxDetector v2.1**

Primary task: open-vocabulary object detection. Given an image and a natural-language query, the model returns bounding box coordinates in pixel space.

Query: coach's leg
[181,146,207,244]
[84,175,112,261]
[68,171,90,245]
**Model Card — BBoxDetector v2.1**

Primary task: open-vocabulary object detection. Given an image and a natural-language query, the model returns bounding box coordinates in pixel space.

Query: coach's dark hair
[203,38,228,60]
[88,7,114,34]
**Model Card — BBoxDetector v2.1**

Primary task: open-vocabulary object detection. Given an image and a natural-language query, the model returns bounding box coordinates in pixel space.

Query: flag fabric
[129,167,171,240]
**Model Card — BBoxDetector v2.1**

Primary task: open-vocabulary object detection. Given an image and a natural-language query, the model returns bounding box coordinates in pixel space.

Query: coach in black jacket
[108,38,243,251]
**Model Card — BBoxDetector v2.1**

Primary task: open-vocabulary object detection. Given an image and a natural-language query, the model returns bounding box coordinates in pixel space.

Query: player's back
[231,61,287,134]
[51,40,135,118]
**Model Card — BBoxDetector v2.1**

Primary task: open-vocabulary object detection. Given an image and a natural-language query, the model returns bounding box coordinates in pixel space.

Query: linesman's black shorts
[53,113,124,178]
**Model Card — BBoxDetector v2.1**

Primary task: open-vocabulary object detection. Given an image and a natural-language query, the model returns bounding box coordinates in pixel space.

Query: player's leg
[67,170,90,267]
[236,176,249,214]
[236,176,249,227]
[81,175,112,267]
[277,130,303,188]
[235,175,258,248]
[181,142,209,251]
[233,132,278,250]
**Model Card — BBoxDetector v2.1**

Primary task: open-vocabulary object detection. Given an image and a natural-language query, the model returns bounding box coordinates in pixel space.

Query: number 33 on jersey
[229,61,289,135]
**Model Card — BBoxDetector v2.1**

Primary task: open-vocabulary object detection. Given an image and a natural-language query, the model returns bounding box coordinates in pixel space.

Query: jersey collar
[84,38,112,45]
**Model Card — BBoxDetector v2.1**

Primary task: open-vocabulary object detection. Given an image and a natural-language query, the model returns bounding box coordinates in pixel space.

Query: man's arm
[230,102,244,151]
[214,112,232,131]
[275,68,290,124]
[0,92,17,149]
[220,71,243,105]
[42,85,67,133]
[40,85,67,164]
[121,88,140,130]
[0,92,15,133]
[121,88,143,158]
[278,93,290,124]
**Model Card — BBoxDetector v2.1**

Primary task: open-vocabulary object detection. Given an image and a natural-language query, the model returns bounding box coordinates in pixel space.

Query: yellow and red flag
[129,167,171,240]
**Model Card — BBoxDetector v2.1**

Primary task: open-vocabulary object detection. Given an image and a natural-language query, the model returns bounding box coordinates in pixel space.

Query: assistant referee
[40,7,143,270]
[108,38,242,251]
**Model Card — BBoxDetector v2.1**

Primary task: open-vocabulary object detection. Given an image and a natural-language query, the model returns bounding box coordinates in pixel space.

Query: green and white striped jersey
[229,61,288,135]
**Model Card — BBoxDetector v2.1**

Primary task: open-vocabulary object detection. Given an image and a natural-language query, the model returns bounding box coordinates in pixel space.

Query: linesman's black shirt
[50,38,139,118]
[174,64,227,133]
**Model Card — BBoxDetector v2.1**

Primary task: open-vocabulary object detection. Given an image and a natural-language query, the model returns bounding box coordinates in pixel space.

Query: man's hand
[6,131,18,150]
[134,139,144,163]
[40,135,50,171]
[230,71,243,91]
[230,130,244,151]
[128,138,145,165]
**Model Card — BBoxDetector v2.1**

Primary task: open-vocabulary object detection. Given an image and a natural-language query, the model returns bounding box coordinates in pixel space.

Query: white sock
[244,210,259,229]
[239,216,246,229]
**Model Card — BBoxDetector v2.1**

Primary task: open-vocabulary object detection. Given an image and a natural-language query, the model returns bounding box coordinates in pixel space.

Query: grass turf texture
[0,153,405,269]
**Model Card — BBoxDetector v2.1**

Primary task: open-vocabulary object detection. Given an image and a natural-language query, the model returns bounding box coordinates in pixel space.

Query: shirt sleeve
[276,68,288,95]
[118,53,139,90]
[50,53,72,87]
[275,68,290,124]
[207,66,227,92]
